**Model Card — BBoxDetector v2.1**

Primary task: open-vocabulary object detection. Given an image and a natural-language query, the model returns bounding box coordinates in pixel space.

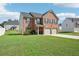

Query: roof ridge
[42,10,58,20]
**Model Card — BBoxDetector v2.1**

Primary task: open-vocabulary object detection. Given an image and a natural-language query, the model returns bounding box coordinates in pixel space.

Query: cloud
[0,3,7,12]
[57,13,76,17]
[0,3,20,23]
[0,12,20,20]
[54,3,79,8]
[56,13,79,24]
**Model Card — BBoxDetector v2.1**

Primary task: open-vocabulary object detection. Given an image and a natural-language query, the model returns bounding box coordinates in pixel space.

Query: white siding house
[62,18,79,32]
[4,20,19,31]
[0,26,5,36]
[4,25,19,30]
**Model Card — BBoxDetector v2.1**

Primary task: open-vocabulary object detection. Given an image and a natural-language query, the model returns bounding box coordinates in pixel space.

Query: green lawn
[59,32,79,36]
[0,30,79,56]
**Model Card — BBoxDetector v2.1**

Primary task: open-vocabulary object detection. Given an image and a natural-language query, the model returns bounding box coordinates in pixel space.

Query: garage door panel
[44,28,56,35]
[44,29,50,35]
[52,29,56,34]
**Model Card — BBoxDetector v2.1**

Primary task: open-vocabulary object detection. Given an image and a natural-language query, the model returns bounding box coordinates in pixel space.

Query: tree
[0,21,7,27]
[8,19,12,22]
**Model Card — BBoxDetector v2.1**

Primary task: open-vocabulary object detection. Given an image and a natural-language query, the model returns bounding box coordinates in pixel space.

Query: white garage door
[44,28,50,35]
[52,29,56,34]
[44,28,56,35]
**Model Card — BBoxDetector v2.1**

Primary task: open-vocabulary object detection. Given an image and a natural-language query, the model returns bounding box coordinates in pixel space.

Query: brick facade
[19,10,59,35]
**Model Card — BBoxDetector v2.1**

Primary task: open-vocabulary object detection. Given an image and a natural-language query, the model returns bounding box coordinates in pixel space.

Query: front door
[39,27,43,34]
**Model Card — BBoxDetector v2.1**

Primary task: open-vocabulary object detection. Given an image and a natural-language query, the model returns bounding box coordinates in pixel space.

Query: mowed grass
[0,31,79,56]
[59,32,79,36]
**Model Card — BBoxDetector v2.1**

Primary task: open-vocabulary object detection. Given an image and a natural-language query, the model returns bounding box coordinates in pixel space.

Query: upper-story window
[55,20,58,24]
[52,20,57,24]
[37,18,40,24]
[35,18,41,24]
[66,24,68,27]
[72,19,73,22]
[43,18,58,24]
[26,18,30,22]
[51,20,53,24]
[23,17,30,22]
[75,22,79,28]
[47,19,52,24]
[47,19,57,24]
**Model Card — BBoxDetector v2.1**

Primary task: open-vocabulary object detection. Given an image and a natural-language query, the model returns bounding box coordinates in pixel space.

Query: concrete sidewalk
[52,34,79,39]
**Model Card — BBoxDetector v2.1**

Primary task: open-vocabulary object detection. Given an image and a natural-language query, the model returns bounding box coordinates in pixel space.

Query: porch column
[22,18,26,35]
[37,26,39,35]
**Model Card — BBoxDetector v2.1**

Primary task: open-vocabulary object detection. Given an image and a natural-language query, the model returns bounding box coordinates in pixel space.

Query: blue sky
[0,3,79,24]
[5,3,79,14]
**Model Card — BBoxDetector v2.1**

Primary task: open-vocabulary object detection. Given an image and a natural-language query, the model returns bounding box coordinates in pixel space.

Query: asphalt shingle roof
[42,10,59,20]
[21,12,32,18]
[20,10,58,19]
[29,12,42,18]
[66,18,79,21]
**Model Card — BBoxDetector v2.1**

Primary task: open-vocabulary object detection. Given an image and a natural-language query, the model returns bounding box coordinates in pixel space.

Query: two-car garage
[44,28,57,35]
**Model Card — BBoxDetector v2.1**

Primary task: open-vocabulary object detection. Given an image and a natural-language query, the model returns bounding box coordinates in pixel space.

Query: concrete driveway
[52,34,79,39]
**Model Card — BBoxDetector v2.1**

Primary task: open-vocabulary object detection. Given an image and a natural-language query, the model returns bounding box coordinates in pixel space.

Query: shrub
[30,30,37,34]
[24,27,31,35]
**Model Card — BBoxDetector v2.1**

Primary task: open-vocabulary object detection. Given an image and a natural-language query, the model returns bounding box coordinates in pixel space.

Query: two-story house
[19,10,59,35]
[62,18,79,32]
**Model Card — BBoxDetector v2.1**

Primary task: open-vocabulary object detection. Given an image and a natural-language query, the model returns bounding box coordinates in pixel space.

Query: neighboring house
[62,18,79,32]
[4,20,19,30]
[0,26,5,36]
[19,10,59,35]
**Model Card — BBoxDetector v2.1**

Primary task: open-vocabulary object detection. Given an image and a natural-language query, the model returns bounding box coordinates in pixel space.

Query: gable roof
[20,10,58,19]
[42,10,59,20]
[21,12,32,18]
[66,18,79,21]
[29,12,42,18]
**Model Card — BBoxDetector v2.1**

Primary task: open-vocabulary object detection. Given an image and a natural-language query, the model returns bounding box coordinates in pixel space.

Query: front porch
[36,25,44,35]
